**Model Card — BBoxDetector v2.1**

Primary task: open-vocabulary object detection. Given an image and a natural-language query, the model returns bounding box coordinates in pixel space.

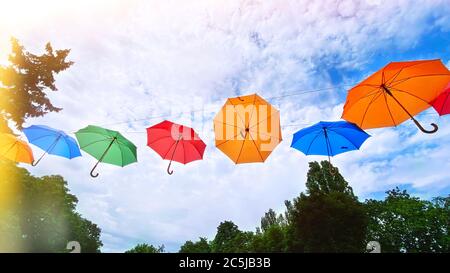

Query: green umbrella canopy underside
[75,125,137,167]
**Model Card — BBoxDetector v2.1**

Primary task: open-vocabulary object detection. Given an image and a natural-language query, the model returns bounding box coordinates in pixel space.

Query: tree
[365,188,450,253]
[211,221,254,253]
[251,209,288,253]
[125,244,165,253]
[179,237,211,253]
[287,161,368,252]
[0,160,102,252]
[0,37,73,132]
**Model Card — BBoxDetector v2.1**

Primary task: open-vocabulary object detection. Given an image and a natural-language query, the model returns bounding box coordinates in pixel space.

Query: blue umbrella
[291,121,370,173]
[23,125,82,166]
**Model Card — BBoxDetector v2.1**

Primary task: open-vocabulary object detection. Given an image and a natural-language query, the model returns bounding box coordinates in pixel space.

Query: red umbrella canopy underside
[146,120,206,164]
[433,83,450,116]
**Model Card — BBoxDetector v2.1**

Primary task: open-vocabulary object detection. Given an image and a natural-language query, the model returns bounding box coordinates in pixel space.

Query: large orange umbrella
[214,94,282,163]
[342,59,450,134]
[0,133,34,164]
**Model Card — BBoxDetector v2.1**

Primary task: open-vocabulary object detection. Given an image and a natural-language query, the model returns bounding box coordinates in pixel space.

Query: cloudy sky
[1,0,450,252]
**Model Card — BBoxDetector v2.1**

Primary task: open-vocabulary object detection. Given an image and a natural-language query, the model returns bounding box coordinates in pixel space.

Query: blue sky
[1,0,450,252]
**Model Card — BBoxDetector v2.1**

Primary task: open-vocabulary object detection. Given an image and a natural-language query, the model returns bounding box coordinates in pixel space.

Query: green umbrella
[75,125,137,178]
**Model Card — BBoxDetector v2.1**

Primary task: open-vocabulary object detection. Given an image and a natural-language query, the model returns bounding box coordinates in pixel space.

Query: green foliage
[211,221,254,253]
[0,37,73,131]
[0,160,102,252]
[125,243,165,253]
[179,237,211,253]
[287,161,368,252]
[365,188,450,253]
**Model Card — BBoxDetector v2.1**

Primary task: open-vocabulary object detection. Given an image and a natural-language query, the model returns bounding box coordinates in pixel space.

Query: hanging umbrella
[23,125,81,166]
[213,93,282,164]
[342,59,450,134]
[291,121,370,174]
[0,133,34,164]
[432,83,450,116]
[75,125,137,178]
[146,120,206,175]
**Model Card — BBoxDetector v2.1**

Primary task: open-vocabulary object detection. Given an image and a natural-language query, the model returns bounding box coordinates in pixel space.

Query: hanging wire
[93,83,354,129]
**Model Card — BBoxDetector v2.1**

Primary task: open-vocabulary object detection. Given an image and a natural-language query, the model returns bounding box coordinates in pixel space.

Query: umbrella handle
[166,135,182,175]
[412,119,438,134]
[88,137,117,179]
[31,135,61,167]
[383,85,439,134]
[90,163,100,178]
[31,155,44,167]
[167,161,174,175]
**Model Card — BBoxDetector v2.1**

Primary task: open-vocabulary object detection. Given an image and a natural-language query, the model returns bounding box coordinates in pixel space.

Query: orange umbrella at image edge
[342,59,450,134]
[0,133,34,164]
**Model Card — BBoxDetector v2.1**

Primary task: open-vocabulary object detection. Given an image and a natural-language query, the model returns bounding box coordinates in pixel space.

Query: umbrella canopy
[342,59,450,134]
[291,121,370,173]
[147,120,206,175]
[0,133,34,164]
[213,94,282,164]
[75,125,137,178]
[23,125,81,166]
[432,83,450,116]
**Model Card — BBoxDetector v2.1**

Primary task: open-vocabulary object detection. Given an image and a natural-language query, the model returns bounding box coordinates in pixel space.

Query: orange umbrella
[214,94,282,163]
[0,133,34,164]
[342,59,450,134]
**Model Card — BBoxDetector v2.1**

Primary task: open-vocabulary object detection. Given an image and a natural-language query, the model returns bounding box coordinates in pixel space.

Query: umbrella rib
[235,135,247,163]
[181,140,186,165]
[386,60,436,85]
[227,99,247,129]
[360,92,383,128]
[215,131,241,148]
[248,128,282,142]
[147,135,171,146]
[384,67,404,86]
[60,136,73,158]
[26,133,56,143]
[305,130,323,155]
[389,87,432,105]
[343,88,381,114]
[184,142,203,163]
[389,74,450,87]
[248,109,279,131]
[214,120,245,130]
[439,93,450,114]
[381,89,397,127]
[325,129,359,150]
[162,140,178,160]
[1,142,17,157]
[247,95,258,129]
[248,132,264,162]
[79,137,112,149]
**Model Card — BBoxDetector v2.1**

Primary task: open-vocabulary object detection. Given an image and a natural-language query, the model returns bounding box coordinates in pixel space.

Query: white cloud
[1,0,450,252]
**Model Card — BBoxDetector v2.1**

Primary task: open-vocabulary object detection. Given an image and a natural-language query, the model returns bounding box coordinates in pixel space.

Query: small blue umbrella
[23,125,82,166]
[291,121,370,173]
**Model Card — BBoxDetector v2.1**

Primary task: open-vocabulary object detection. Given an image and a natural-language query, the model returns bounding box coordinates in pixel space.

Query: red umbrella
[432,83,450,116]
[146,120,206,175]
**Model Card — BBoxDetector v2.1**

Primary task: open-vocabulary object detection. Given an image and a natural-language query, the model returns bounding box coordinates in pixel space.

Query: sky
[1,0,450,252]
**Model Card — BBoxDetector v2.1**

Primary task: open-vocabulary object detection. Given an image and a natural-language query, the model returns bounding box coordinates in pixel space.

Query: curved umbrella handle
[90,164,100,178]
[167,161,174,175]
[88,137,117,178]
[329,165,337,176]
[90,159,102,178]
[31,151,47,166]
[412,119,438,134]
